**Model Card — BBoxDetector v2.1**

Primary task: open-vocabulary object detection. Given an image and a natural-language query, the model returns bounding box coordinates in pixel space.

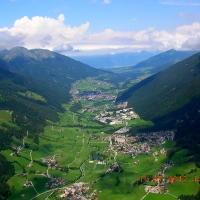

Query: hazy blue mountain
[71,51,158,69]
[131,49,199,74]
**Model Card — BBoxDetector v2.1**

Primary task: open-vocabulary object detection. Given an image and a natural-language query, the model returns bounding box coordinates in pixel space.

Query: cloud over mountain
[0,14,200,54]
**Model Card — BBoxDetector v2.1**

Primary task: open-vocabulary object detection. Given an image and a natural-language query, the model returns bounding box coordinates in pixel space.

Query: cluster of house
[114,127,131,134]
[137,131,175,146]
[113,102,128,109]
[94,108,139,125]
[27,162,33,168]
[42,154,61,170]
[119,141,151,158]
[23,181,32,187]
[70,86,79,96]
[85,105,109,113]
[35,170,47,176]
[102,130,175,159]
[70,80,115,102]
[103,133,152,157]
[142,160,174,194]
[16,173,27,177]
[158,160,174,177]
[81,92,116,101]
[106,162,121,173]
[89,160,106,165]
[144,185,169,194]
[45,177,66,189]
[60,182,98,200]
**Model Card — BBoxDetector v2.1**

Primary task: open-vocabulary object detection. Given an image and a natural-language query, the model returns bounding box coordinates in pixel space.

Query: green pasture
[0,110,12,122]
[66,169,81,181]
[161,140,176,149]
[93,173,146,200]
[164,162,199,196]
[171,149,189,163]
[18,91,46,102]
[7,176,37,200]
[74,77,115,92]
[144,193,177,200]
[12,136,23,148]
[0,110,19,128]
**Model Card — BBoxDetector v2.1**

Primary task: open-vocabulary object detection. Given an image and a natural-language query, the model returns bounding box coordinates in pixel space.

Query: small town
[94,107,139,125]
[81,92,116,101]
[59,182,99,200]
[101,130,175,159]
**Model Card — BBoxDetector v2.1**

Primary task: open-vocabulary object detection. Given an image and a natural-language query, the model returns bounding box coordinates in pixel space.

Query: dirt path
[17,131,28,153]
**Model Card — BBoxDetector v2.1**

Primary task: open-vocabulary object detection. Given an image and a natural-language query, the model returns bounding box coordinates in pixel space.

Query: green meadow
[18,91,46,102]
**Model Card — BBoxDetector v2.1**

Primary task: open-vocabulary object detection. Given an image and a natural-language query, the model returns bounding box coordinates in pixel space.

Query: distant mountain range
[131,49,199,74]
[71,49,198,70]
[70,51,158,69]
[0,46,107,84]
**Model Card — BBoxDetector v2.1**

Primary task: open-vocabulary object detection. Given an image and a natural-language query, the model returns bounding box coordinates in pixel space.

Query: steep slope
[131,49,198,74]
[0,47,109,101]
[116,52,200,127]
[0,47,105,79]
[0,58,66,143]
[0,59,68,199]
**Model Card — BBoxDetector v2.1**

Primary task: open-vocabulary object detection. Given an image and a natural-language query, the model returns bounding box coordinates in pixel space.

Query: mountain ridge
[116,51,200,126]
[131,49,199,74]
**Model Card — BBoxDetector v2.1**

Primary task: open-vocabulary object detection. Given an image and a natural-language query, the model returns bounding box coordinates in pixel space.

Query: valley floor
[1,78,199,200]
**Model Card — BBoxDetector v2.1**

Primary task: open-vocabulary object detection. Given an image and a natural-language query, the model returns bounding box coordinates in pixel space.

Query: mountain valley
[0,47,200,200]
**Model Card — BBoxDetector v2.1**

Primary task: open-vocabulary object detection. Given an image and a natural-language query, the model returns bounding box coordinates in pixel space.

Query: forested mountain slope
[0,58,73,198]
[116,52,200,127]
[0,59,66,144]
[0,47,109,101]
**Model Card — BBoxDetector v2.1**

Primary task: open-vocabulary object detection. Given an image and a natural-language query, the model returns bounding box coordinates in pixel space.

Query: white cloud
[58,14,65,22]
[53,44,75,52]
[104,0,111,4]
[182,37,200,49]
[0,14,89,50]
[1,14,200,54]
[0,28,25,50]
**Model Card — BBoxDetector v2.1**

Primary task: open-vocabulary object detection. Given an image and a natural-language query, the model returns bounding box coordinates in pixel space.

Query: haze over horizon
[1,0,200,56]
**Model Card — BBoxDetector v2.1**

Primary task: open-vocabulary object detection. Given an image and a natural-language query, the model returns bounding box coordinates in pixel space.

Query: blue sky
[1,0,200,55]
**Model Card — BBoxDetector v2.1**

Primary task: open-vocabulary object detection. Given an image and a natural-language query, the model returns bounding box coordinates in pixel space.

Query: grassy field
[74,77,115,92]
[128,118,154,127]
[18,91,46,102]
[0,110,19,128]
